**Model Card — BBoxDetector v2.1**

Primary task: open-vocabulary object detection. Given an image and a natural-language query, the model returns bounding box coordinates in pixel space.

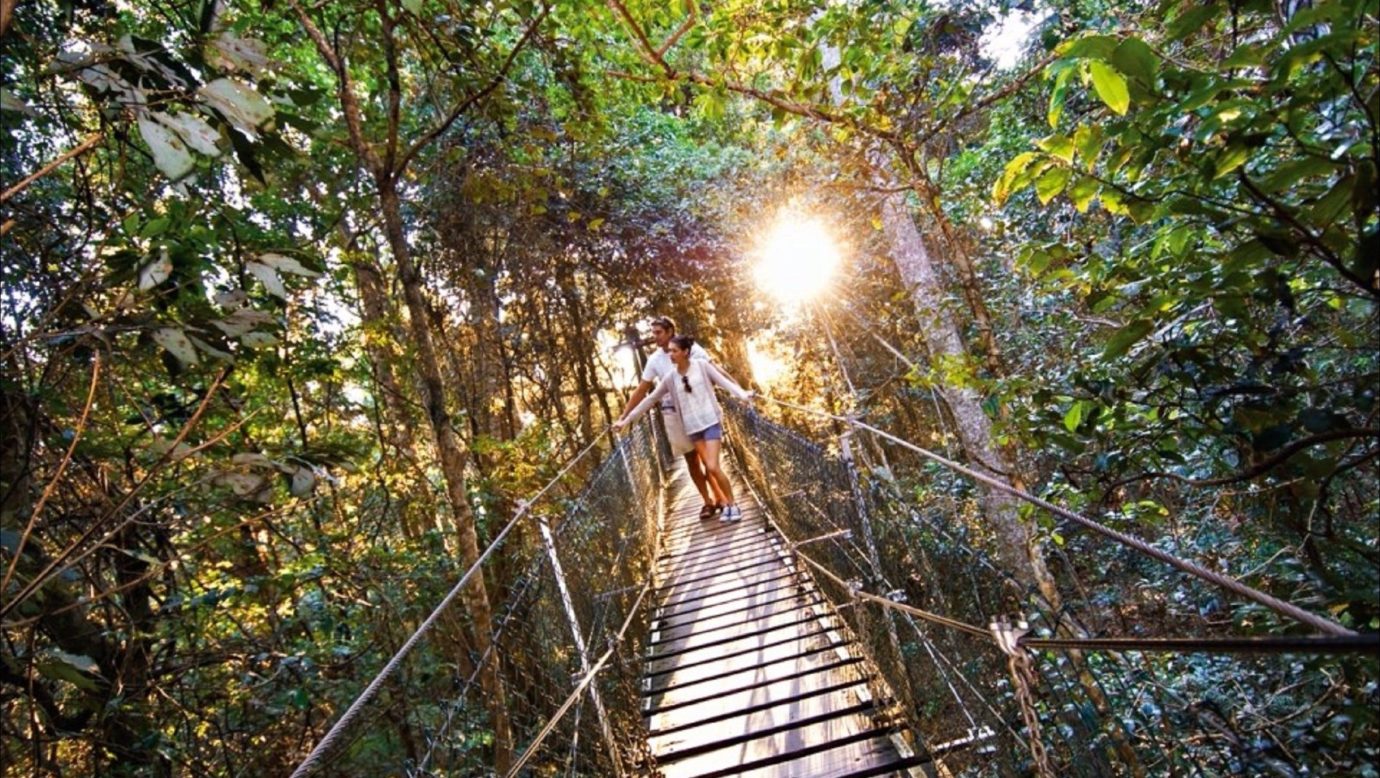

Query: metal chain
[1008,651,1054,778]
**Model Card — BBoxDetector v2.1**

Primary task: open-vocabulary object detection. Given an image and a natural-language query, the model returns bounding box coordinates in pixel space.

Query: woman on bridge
[615,335,753,522]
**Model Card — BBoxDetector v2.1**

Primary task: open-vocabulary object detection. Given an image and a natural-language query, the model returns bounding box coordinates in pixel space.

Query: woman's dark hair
[670,335,695,352]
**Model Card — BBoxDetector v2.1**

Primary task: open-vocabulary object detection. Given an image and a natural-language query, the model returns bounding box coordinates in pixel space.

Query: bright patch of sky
[980,7,1049,70]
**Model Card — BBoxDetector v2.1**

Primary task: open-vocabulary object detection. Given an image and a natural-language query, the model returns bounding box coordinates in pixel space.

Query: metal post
[538,516,624,778]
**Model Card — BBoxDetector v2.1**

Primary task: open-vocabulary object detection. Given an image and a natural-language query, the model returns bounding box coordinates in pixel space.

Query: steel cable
[290,427,613,778]
[753,395,1357,638]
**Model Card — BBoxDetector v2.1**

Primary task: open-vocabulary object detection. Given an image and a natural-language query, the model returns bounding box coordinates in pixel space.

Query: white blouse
[625,360,750,435]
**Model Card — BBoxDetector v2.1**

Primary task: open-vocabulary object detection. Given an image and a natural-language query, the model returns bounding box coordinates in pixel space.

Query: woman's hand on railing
[612,417,629,432]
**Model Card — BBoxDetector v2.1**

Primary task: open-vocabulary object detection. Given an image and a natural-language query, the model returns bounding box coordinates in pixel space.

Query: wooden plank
[645,656,865,712]
[644,458,909,778]
[647,672,870,735]
[657,539,785,582]
[657,567,803,614]
[658,556,797,598]
[655,586,821,633]
[646,613,840,672]
[652,701,877,766]
[657,577,811,624]
[651,603,835,656]
[661,522,771,558]
[652,595,826,646]
[681,732,913,778]
[645,629,843,691]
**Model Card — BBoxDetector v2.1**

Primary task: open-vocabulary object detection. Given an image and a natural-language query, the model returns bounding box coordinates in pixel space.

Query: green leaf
[1214,143,1251,179]
[1103,319,1154,358]
[1072,125,1103,170]
[401,0,422,15]
[1168,2,1219,42]
[1068,176,1099,212]
[1036,167,1072,204]
[1259,158,1335,193]
[1111,37,1159,85]
[37,650,102,692]
[1306,174,1354,226]
[1058,34,1119,60]
[1088,61,1131,115]
[1047,62,1075,128]
[1036,134,1076,163]
[1063,400,1090,432]
[993,151,1039,205]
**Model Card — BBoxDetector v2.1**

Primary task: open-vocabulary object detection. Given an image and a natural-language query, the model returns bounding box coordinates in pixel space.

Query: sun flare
[753,213,840,306]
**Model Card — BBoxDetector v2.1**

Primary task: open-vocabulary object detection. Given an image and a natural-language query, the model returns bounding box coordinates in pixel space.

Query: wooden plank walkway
[642,461,930,778]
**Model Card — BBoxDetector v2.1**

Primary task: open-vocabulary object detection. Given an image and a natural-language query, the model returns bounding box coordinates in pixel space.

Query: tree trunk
[876,187,1058,605]
[351,254,429,542]
[377,181,513,772]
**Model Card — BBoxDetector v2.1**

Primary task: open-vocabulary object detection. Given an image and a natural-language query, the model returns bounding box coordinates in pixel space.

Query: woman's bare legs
[694,439,734,506]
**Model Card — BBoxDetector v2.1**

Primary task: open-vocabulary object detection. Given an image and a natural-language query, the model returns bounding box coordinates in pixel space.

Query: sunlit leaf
[198,78,274,138]
[153,327,199,365]
[247,261,287,299]
[137,115,195,180]
[1087,61,1130,115]
[138,248,173,290]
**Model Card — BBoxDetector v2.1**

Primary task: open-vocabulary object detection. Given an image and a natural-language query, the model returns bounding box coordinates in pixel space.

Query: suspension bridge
[290,398,1379,777]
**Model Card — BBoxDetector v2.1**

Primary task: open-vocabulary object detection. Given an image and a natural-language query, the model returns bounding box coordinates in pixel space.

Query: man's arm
[619,380,656,420]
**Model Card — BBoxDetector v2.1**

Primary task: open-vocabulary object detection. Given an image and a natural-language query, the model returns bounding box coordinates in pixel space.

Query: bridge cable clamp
[988,615,1031,657]
[846,579,864,599]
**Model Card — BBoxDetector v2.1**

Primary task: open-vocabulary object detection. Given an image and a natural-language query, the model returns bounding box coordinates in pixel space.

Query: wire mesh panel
[720,400,1375,777]
[306,417,666,778]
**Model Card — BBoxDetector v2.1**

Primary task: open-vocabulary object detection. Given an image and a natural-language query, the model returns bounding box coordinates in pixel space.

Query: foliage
[2,0,1375,774]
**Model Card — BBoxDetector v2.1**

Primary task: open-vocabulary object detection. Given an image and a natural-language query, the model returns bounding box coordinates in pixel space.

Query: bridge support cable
[292,422,659,777]
[721,397,1377,777]
[504,581,654,778]
[538,516,624,778]
[755,395,1357,638]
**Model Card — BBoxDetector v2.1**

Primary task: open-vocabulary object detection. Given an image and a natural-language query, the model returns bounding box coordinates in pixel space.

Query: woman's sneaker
[720,505,742,523]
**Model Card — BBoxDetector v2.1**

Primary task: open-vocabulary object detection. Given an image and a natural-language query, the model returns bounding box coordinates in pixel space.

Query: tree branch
[286,0,384,177]
[394,2,553,176]
[1104,428,1379,490]
[0,133,103,205]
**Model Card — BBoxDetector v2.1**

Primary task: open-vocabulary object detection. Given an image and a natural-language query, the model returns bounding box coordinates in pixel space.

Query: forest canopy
[1,0,1376,774]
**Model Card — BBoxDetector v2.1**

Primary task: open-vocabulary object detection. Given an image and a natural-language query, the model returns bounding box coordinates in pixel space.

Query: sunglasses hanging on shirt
[681,375,693,394]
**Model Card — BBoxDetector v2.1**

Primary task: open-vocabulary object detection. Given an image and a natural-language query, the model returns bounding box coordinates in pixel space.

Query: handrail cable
[291,428,613,778]
[793,546,991,639]
[791,496,1380,655]
[754,395,1357,638]
[503,580,654,778]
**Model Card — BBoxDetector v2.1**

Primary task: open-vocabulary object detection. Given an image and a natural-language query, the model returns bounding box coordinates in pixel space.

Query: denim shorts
[689,423,723,443]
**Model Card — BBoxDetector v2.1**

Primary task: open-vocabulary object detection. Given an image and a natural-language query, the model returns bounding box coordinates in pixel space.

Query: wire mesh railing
[721,399,1379,777]
[300,416,667,777]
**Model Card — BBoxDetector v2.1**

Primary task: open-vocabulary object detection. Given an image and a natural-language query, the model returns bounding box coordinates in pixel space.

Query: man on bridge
[619,315,727,520]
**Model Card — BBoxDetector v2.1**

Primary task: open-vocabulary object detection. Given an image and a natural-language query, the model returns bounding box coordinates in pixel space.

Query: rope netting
[298,415,670,777]
[720,399,1379,777]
